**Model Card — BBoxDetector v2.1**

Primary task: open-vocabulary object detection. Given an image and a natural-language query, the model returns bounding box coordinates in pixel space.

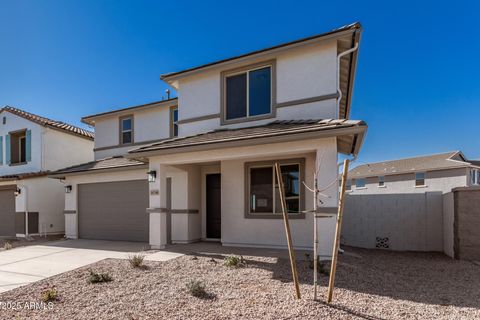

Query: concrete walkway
[0,239,183,293]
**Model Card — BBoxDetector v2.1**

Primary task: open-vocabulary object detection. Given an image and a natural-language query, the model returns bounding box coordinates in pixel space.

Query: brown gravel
[0,247,479,320]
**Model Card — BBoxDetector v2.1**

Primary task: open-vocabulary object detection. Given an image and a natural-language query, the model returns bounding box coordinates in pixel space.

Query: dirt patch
[0,247,479,319]
[0,235,64,251]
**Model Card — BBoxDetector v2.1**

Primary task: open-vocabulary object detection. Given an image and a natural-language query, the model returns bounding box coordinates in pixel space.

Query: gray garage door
[78,180,149,242]
[0,187,16,237]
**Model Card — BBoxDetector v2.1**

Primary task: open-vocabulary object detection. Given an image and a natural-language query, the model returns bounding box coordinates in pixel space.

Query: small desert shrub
[127,253,145,268]
[186,280,207,298]
[224,255,246,268]
[305,254,330,275]
[88,270,113,284]
[3,241,12,250]
[41,287,57,302]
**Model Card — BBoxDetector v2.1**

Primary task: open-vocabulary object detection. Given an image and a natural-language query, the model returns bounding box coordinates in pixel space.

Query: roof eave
[160,23,361,84]
[126,124,367,159]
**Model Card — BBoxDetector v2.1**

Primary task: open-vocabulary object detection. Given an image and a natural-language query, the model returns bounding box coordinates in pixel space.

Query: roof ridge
[353,151,460,168]
[1,105,94,140]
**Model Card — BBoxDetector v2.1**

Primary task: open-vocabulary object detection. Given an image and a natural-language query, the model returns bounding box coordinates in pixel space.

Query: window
[246,159,304,217]
[224,63,273,122]
[171,107,178,137]
[346,179,352,191]
[355,178,366,188]
[415,172,426,186]
[378,176,385,187]
[8,130,29,165]
[471,169,480,185]
[2,117,5,125]
[120,116,133,145]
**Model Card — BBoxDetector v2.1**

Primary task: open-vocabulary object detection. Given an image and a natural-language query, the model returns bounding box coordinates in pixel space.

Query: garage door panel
[78,180,149,242]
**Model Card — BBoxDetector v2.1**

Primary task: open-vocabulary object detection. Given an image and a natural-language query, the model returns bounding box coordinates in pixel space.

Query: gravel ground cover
[0,246,479,320]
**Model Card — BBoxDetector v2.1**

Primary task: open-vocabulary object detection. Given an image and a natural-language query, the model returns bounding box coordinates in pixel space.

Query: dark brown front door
[206,174,221,239]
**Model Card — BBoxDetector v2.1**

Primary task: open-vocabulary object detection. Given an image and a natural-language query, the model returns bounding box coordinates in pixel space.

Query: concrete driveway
[0,239,183,293]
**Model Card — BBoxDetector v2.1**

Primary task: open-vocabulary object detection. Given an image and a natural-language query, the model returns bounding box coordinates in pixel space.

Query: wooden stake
[275,162,301,299]
[327,159,349,303]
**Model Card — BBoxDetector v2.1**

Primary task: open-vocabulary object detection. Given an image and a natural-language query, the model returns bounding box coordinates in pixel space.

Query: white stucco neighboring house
[342,151,480,256]
[0,106,94,238]
[52,22,368,257]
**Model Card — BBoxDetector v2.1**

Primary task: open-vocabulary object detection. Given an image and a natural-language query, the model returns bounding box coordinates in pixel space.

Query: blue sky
[1,0,479,165]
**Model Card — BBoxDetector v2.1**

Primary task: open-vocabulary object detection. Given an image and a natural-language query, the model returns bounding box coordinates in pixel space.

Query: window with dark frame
[415,172,425,186]
[120,116,133,145]
[378,176,385,187]
[248,162,301,215]
[225,66,272,121]
[171,107,178,137]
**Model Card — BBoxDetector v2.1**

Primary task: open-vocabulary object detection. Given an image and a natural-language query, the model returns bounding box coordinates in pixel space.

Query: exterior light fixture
[147,170,157,183]
[14,187,21,196]
[65,185,72,193]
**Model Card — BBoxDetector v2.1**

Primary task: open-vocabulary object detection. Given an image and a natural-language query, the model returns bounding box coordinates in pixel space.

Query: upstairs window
[224,64,273,122]
[355,178,366,189]
[415,172,426,187]
[171,107,178,137]
[378,176,385,187]
[120,116,133,145]
[471,169,480,185]
[346,179,352,191]
[6,129,31,165]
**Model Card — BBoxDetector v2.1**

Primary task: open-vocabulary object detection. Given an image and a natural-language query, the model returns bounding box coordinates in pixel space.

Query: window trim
[471,169,480,186]
[119,115,134,145]
[221,60,277,125]
[8,129,27,166]
[170,106,179,138]
[355,178,366,189]
[244,158,305,219]
[415,172,426,187]
[378,176,385,188]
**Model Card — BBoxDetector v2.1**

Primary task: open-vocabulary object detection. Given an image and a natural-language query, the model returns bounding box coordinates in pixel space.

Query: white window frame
[120,116,133,145]
[471,169,480,186]
[355,178,366,189]
[415,172,426,187]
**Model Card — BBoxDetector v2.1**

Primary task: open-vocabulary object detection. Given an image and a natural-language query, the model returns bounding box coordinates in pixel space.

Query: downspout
[336,42,359,119]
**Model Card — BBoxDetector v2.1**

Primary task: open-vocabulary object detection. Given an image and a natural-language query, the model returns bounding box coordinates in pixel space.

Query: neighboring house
[0,106,94,238]
[52,22,367,256]
[342,151,480,255]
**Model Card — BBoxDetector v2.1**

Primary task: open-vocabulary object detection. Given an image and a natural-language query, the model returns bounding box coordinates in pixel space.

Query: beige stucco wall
[93,106,171,159]
[177,39,338,136]
[148,137,339,255]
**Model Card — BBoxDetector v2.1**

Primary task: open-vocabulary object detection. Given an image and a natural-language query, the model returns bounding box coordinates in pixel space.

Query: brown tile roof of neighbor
[50,156,147,178]
[349,151,480,179]
[129,119,367,156]
[0,171,50,182]
[1,106,94,140]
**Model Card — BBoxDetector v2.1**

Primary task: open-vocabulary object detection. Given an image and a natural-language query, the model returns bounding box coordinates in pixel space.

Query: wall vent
[376,237,390,249]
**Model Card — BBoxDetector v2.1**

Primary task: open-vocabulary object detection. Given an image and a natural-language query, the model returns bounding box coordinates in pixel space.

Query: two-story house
[52,22,367,256]
[342,151,480,254]
[0,106,94,238]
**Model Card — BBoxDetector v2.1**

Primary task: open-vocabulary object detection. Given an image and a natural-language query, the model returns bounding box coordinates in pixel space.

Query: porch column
[148,162,168,249]
[315,142,339,258]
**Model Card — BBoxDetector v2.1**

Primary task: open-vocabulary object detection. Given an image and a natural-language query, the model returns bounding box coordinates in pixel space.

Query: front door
[206,174,221,239]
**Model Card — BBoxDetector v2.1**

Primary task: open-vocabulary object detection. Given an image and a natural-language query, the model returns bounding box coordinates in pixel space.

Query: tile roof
[0,171,50,182]
[50,156,147,177]
[129,119,366,155]
[1,106,94,140]
[349,151,480,178]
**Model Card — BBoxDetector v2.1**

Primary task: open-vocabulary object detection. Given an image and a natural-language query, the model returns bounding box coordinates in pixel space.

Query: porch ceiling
[128,119,367,160]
